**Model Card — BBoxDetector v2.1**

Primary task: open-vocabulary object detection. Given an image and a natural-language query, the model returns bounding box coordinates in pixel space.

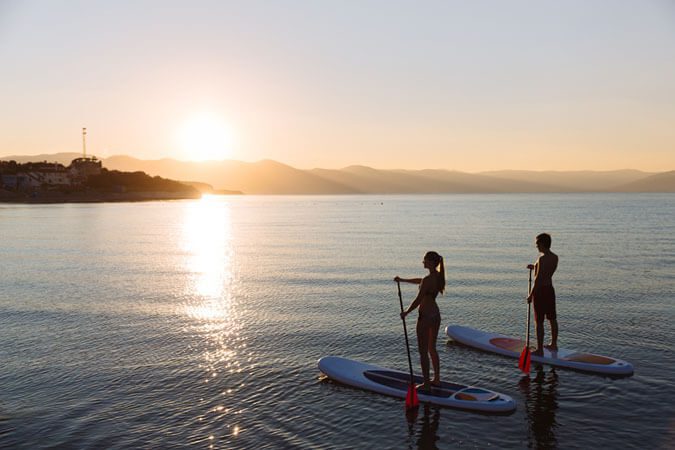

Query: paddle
[519,267,533,374]
[397,280,419,409]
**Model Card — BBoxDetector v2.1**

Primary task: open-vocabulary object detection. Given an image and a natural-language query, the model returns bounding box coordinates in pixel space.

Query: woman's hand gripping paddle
[518,267,534,374]
[397,280,419,409]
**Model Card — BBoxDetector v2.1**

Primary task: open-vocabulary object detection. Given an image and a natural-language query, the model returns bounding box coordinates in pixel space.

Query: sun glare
[178,113,234,161]
[182,195,233,302]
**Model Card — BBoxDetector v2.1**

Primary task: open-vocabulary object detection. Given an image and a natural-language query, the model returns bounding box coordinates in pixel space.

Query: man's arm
[527,257,541,301]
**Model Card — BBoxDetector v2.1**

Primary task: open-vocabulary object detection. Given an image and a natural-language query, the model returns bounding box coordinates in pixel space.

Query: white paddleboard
[445,325,634,376]
[318,356,516,413]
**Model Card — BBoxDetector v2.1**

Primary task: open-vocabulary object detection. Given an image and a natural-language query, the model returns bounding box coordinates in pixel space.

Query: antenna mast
[82,127,87,158]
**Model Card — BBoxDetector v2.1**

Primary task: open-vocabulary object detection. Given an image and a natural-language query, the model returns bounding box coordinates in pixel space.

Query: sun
[178,113,235,161]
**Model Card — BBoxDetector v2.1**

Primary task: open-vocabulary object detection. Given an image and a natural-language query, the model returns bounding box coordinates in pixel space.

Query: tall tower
[82,127,87,158]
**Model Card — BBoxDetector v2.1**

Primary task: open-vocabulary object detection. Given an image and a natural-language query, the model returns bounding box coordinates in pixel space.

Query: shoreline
[0,190,203,204]
[1,191,670,203]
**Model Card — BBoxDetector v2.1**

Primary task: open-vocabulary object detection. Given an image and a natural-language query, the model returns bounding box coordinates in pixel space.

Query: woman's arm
[394,276,422,285]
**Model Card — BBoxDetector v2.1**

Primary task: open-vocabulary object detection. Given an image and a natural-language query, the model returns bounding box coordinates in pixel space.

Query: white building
[70,157,102,180]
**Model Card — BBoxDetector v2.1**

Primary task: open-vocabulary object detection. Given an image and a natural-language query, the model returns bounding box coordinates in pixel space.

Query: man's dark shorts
[533,285,556,322]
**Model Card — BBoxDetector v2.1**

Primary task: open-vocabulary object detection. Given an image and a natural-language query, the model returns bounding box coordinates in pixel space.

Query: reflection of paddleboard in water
[446,325,634,376]
[318,356,516,412]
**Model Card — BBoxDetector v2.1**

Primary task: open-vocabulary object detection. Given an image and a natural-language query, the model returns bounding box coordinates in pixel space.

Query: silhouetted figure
[396,251,446,391]
[527,233,559,356]
[519,365,559,449]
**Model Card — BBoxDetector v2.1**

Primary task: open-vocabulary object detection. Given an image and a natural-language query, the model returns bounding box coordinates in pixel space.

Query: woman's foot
[416,382,431,392]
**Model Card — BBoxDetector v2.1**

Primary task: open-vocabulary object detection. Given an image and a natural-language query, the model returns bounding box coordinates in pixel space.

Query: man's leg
[534,319,545,356]
[548,319,558,350]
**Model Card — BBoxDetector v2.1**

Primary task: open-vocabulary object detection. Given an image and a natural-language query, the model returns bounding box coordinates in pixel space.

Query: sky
[1,0,674,172]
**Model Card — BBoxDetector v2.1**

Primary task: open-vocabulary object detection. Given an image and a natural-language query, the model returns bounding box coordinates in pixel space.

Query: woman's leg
[428,316,441,385]
[417,319,431,387]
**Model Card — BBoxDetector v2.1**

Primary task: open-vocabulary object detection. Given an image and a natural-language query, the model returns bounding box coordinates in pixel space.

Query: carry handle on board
[397,280,419,409]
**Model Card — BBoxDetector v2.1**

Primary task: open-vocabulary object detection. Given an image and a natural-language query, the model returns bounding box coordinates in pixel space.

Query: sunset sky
[1,1,674,171]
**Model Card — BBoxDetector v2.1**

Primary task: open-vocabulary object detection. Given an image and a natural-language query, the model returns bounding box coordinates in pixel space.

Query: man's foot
[532,348,544,357]
[544,344,558,352]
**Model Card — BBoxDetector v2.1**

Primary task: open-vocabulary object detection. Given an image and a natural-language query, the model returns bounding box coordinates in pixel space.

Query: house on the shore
[70,157,103,180]
[1,157,102,191]
[0,173,31,190]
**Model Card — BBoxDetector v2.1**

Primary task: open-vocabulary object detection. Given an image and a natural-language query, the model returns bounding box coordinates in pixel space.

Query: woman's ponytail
[438,255,446,295]
[425,251,446,295]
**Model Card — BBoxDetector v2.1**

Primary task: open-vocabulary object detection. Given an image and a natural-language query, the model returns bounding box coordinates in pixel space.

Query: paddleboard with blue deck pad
[446,325,634,376]
[318,356,516,413]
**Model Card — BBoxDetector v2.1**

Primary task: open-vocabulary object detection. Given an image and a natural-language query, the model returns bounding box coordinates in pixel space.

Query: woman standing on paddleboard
[395,251,446,391]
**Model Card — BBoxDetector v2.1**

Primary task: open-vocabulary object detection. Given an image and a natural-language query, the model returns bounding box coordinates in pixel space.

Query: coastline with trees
[0,159,203,203]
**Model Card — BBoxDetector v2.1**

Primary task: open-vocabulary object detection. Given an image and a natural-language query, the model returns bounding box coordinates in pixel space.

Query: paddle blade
[518,346,531,374]
[405,384,419,409]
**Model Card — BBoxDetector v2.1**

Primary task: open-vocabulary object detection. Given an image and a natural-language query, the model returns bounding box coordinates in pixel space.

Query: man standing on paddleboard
[527,233,559,356]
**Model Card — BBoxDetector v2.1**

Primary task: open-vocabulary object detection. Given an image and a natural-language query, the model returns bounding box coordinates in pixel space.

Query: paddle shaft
[526,267,533,347]
[397,281,416,386]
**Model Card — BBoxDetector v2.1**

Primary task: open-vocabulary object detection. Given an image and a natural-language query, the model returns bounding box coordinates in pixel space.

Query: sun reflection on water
[182,195,233,304]
[181,196,244,445]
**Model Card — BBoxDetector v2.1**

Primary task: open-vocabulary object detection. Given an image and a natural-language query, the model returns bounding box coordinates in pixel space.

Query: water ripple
[1,194,673,448]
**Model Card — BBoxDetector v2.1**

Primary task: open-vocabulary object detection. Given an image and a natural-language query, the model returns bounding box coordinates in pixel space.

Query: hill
[103,156,358,194]
[2,153,673,194]
[101,155,665,194]
[613,171,675,192]
[479,170,651,191]
[311,166,562,193]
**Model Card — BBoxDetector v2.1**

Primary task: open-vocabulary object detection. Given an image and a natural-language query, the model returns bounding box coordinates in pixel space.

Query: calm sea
[1,194,673,449]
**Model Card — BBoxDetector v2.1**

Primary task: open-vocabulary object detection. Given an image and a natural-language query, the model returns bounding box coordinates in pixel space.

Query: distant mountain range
[2,152,674,194]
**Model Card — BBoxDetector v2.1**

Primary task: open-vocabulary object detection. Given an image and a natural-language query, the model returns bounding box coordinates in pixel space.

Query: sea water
[0,194,673,449]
